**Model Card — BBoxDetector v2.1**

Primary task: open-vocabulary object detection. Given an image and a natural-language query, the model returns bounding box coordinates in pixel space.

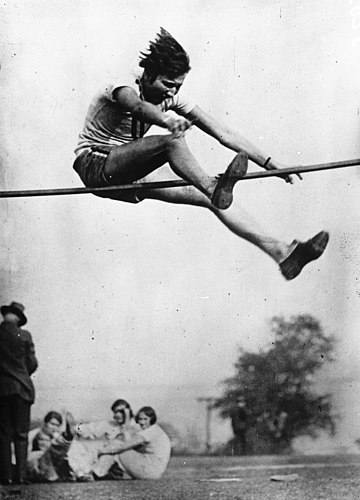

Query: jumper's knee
[163,134,187,154]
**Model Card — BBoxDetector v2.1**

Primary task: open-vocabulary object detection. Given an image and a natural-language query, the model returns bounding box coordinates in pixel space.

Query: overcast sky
[1,0,360,449]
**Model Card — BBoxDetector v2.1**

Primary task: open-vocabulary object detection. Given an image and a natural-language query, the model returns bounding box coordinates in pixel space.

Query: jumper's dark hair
[111,399,133,419]
[135,406,157,426]
[44,411,63,425]
[139,28,191,80]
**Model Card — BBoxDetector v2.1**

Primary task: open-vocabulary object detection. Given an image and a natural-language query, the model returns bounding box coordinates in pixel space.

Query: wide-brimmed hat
[1,301,27,326]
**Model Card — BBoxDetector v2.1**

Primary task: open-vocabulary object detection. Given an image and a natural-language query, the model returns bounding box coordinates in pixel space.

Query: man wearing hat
[0,301,38,485]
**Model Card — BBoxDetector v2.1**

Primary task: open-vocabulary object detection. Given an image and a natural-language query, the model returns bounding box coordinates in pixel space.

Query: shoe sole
[211,152,248,209]
[308,231,329,258]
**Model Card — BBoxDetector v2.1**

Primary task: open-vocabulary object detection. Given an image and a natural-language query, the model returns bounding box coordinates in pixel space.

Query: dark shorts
[73,146,142,204]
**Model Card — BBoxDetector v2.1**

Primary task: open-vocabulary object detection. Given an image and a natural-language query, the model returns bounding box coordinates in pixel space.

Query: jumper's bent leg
[104,134,246,208]
[104,134,214,196]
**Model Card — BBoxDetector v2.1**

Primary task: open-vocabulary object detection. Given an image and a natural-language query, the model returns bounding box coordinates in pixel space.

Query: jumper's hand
[164,115,192,137]
[264,160,303,184]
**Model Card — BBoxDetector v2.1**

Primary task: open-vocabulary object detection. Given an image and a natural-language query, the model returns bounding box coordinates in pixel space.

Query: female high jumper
[73,28,328,280]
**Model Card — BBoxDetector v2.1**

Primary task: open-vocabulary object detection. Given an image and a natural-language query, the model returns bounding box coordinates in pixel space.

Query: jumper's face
[113,405,127,425]
[44,418,61,437]
[142,73,187,104]
[137,412,151,430]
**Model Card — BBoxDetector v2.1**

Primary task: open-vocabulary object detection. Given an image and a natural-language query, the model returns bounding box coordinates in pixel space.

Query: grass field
[1,454,360,500]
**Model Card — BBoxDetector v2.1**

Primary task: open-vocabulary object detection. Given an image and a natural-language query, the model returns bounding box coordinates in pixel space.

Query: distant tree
[216,314,336,454]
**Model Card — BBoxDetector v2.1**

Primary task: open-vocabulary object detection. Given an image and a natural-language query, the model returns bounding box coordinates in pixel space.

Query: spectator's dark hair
[139,28,191,81]
[111,399,133,419]
[136,406,157,425]
[44,411,63,425]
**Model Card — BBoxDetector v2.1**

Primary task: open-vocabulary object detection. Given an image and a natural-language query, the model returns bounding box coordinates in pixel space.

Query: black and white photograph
[1,1,360,498]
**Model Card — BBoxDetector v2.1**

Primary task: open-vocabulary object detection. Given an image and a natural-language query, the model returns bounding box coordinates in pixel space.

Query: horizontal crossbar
[0,158,359,199]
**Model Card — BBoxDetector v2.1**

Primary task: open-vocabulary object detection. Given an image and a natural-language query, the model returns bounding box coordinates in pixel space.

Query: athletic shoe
[211,151,248,209]
[280,231,329,280]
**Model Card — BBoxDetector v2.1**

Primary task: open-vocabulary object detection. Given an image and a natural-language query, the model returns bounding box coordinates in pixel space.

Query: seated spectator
[30,411,63,451]
[99,406,171,480]
[26,413,75,482]
[67,398,139,480]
